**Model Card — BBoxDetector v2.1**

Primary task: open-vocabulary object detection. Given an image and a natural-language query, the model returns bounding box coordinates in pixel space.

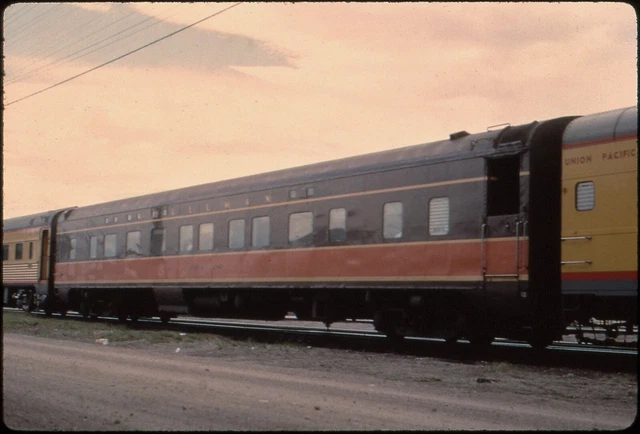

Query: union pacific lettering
[564,148,636,166]
[564,155,592,166]
[602,148,636,160]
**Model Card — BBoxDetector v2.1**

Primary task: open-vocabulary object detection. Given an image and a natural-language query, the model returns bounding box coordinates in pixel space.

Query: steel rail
[4,308,636,356]
[167,316,638,356]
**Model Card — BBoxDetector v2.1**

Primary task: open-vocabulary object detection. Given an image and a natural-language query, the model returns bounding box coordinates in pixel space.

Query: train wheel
[461,314,493,349]
[528,337,552,350]
[20,293,33,312]
[468,335,494,349]
[79,301,91,319]
[373,311,406,342]
[386,330,405,343]
[605,324,619,339]
[116,306,128,322]
[160,314,171,324]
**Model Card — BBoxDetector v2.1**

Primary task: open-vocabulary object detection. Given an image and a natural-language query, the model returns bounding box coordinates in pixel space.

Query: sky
[2,2,637,219]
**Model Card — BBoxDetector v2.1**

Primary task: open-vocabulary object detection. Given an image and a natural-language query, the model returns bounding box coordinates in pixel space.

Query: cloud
[3,3,295,83]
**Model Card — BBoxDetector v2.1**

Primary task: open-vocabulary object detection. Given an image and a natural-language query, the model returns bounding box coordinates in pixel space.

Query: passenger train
[3,106,637,348]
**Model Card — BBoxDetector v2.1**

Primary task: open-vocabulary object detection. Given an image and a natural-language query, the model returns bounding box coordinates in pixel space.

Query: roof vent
[449,130,469,140]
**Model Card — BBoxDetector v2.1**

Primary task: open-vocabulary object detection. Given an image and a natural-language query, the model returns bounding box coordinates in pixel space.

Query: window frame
[89,236,99,259]
[329,208,347,243]
[126,231,142,256]
[104,234,117,258]
[198,223,215,251]
[68,239,76,261]
[179,225,194,252]
[575,181,595,211]
[228,219,246,249]
[251,216,271,248]
[428,197,450,236]
[15,242,24,260]
[288,211,313,245]
[383,202,403,240]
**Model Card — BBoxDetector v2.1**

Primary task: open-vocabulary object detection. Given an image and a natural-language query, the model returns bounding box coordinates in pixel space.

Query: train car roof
[563,106,637,146]
[11,107,635,223]
[3,208,71,232]
[63,127,509,220]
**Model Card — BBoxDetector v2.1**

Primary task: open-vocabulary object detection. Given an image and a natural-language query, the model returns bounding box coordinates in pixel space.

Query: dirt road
[3,333,636,430]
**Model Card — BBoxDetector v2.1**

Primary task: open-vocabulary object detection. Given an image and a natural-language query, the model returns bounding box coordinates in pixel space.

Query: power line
[4,4,61,47]
[4,2,242,107]
[3,3,37,27]
[7,5,129,75]
[6,5,133,82]
[6,5,180,86]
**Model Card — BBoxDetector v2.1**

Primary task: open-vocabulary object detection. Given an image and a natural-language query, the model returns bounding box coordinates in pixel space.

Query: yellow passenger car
[561,106,637,331]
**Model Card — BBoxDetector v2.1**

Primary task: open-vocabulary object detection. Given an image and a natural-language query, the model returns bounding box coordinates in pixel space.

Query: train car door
[481,153,527,284]
[39,229,50,281]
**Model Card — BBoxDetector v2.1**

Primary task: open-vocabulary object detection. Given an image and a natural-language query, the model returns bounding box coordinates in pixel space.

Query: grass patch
[2,311,213,345]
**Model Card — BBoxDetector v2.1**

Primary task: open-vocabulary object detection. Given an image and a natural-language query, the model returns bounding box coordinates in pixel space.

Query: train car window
[113,216,118,223]
[576,181,595,211]
[252,216,270,248]
[229,219,245,249]
[179,225,194,252]
[429,197,450,236]
[28,242,33,260]
[68,239,76,261]
[2,244,8,261]
[104,234,117,258]
[90,236,99,259]
[383,202,403,239]
[15,243,23,260]
[486,155,520,216]
[126,231,142,255]
[127,214,132,221]
[199,223,214,251]
[151,229,166,256]
[329,208,347,242]
[289,212,313,245]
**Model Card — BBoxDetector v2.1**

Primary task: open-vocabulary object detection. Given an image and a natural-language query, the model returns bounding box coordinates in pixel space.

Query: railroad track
[167,316,638,356]
[7,308,635,357]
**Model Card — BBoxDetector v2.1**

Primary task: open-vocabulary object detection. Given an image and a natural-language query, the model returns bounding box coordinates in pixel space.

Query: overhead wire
[3,4,74,74]
[8,5,126,69]
[2,3,37,26]
[4,4,61,47]
[5,4,182,85]
[6,5,133,82]
[4,2,242,107]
